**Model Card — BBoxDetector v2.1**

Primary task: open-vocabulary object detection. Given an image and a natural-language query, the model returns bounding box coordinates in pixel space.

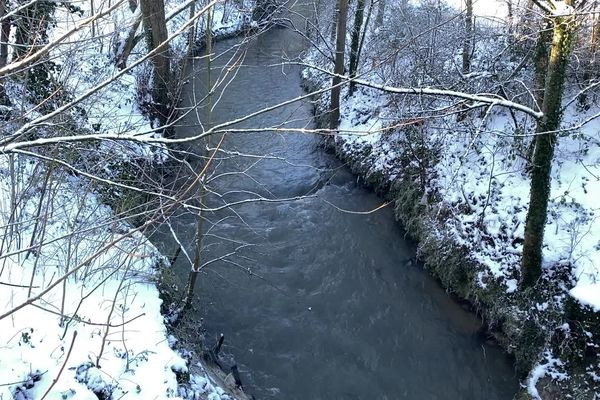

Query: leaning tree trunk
[139,0,172,131]
[521,9,575,288]
[329,0,349,130]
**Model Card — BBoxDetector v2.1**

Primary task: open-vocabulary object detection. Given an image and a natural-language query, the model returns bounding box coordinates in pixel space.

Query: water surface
[152,11,518,400]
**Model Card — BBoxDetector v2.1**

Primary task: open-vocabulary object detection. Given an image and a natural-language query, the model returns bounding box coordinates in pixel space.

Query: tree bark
[330,0,340,44]
[0,0,8,69]
[115,12,143,69]
[139,0,171,130]
[375,0,385,28]
[524,18,551,162]
[0,0,9,104]
[533,20,552,110]
[462,0,473,75]
[348,0,365,96]
[184,4,214,310]
[188,1,196,56]
[329,0,349,130]
[521,8,575,288]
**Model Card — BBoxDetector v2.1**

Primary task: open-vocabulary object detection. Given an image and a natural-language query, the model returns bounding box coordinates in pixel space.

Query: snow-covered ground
[320,61,600,314]
[0,1,254,399]
[0,158,185,399]
[43,0,254,138]
[0,158,237,400]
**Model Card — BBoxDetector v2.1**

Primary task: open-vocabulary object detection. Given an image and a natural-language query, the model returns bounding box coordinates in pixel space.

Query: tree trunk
[0,0,8,69]
[139,0,171,130]
[0,0,9,104]
[188,1,196,56]
[115,12,143,69]
[462,0,473,75]
[184,5,214,309]
[12,1,55,107]
[184,185,207,309]
[532,20,552,110]
[330,0,340,44]
[348,0,365,96]
[506,0,513,39]
[591,11,600,72]
[525,19,551,162]
[329,0,349,130]
[578,10,600,107]
[375,0,385,28]
[521,9,575,288]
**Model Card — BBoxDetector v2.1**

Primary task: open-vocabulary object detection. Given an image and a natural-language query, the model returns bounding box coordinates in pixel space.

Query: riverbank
[0,1,257,398]
[302,52,600,400]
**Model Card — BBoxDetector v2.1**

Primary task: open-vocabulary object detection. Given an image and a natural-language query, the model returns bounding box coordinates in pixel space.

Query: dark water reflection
[151,6,518,400]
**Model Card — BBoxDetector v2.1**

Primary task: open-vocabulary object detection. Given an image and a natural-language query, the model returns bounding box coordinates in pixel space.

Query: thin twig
[40,331,78,400]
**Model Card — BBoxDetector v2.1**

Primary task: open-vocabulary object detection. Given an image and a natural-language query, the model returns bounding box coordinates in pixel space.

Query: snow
[527,352,567,400]
[0,156,185,399]
[0,155,238,400]
[444,0,508,19]
[570,284,600,312]
[1,0,254,398]
[316,72,600,309]
[527,351,569,399]
[333,83,600,305]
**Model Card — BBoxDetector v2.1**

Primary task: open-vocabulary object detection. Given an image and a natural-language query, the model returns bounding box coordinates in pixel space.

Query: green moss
[514,390,534,400]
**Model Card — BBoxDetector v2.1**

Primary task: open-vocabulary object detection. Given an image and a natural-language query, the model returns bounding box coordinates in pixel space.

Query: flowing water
[151,9,519,400]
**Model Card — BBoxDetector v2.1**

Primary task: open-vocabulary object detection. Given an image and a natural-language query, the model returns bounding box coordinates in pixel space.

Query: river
[151,7,519,400]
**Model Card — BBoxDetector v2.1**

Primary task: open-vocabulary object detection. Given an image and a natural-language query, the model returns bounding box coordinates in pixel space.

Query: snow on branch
[353,78,544,119]
[0,0,219,146]
[0,0,128,78]
[305,64,544,119]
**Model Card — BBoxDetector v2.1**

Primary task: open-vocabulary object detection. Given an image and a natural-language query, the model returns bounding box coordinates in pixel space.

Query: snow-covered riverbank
[0,1,256,398]
[302,2,600,396]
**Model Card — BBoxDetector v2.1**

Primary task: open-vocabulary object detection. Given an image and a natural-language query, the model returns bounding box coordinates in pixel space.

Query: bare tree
[140,0,172,130]
[0,0,8,103]
[462,0,473,75]
[329,0,348,129]
[521,0,578,287]
[348,0,365,95]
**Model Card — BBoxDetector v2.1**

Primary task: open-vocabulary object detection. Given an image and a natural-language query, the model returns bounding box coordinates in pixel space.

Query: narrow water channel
[151,9,519,400]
